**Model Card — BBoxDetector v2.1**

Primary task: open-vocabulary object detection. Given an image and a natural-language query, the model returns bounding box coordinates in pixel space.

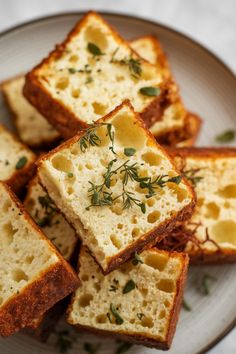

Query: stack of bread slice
[0,10,234,352]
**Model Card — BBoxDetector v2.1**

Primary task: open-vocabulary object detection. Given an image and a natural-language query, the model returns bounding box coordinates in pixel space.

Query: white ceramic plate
[0,12,236,354]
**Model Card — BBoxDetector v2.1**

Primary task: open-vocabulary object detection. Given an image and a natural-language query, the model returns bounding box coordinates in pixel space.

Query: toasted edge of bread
[0,182,79,337]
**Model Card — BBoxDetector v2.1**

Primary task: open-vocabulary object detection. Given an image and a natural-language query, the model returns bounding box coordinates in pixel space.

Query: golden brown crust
[175,112,202,148]
[1,76,61,149]
[0,182,80,337]
[37,100,195,273]
[67,250,189,350]
[170,146,236,159]
[24,12,172,139]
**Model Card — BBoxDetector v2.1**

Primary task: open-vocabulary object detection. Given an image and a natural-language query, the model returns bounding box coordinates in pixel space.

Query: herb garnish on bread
[24,12,170,139]
[0,182,79,337]
[37,101,195,273]
[67,246,189,350]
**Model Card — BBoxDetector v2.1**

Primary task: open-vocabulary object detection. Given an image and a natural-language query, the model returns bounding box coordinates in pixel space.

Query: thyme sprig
[36,195,58,227]
[139,174,182,198]
[183,168,203,187]
[79,123,115,154]
[110,47,142,79]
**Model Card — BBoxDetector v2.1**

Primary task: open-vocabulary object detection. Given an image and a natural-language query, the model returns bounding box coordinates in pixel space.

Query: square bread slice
[170,148,236,263]
[130,36,202,146]
[0,123,36,193]
[37,101,195,273]
[0,182,79,337]
[67,246,189,350]
[1,76,60,148]
[24,11,171,139]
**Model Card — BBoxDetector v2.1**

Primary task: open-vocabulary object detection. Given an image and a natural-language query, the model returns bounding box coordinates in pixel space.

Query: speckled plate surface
[0,12,236,354]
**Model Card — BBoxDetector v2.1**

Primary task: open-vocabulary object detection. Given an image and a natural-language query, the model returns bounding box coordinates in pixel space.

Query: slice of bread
[24,176,77,261]
[67,246,189,350]
[0,182,79,336]
[170,148,236,263]
[23,177,78,339]
[0,123,36,193]
[37,101,195,273]
[130,36,201,146]
[24,12,172,139]
[1,76,60,148]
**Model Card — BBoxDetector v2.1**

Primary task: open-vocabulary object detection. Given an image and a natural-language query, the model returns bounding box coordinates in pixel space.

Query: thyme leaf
[110,303,124,324]
[215,130,235,143]
[200,273,217,295]
[110,48,142,79]
[132,252,143,265]
[87,42,104,56]
[139,86,160,97]
[183,168,203,187]
[15,156,27,170]
[123,279,136,294]
[115,342,133,354]
[137,313,145,320]
[182,298,192,311]
[124,147,136,156]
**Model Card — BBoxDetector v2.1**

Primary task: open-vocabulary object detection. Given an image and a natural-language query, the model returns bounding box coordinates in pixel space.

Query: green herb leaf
[123,279,136,294]
[110,50,142,79]
[182,298,192,311]
[140,202,146,214]
[110,303,124,324]
[67,172,74,178]
[183,168,203,187]
[54,330,73,354]
[85,76,93,84]
[168,175,182,184]
[200,273,217,295]
[137,313,145,320]
[124,148,136,156]
[139,86,160,97]
[15,156,27,170]
[83,342,101,354]
[215,130,235,143]
[87,42,104,56]
[132,252,143,266]
[68,68,76,74]
[116,342,133,354]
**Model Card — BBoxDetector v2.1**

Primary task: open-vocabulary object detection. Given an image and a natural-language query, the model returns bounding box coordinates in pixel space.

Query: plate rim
[0,10,236,354]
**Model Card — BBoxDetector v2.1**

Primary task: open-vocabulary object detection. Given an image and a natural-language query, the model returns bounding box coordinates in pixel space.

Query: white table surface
[0,0,235,353]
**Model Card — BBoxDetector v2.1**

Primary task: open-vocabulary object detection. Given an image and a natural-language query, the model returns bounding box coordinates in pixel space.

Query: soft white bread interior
[172,148,236,262]
[24,12,167,138]
[0,123,36,192]
[37,101,195,273]
[24,176,77,261]
[67,246,189,350]
[1,76,60,148]
[131,36,201,146]
[0,182,79,336]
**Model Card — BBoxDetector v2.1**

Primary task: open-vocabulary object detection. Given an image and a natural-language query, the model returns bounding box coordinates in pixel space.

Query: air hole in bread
[52,154,73,173]
[159,309,166,319]
[69,54,79,63]
[197,198,204,207]
[147,211,160,224]
[144,253,168,271]
[141,316,154,328]
[140,288,148,297]
[142,152,162,166]
[157,279,175,293]
[55,77,69,90]
[2,222,17,245]
[84,25,108,51]
[132,227,140,238]
[67,186,74,195]
[81,274,89,282]
[94,283,101,291]
[111,204,123,216]
[204,202,220,220]
[71,88,81,98]
[141,66,157,81]
[169,185,188,203]
[110,234,122,249]
[25,255,34,265]
[100,159,108,167]
[116,75,125,82]
[2,200,11,213]
[96,314,107,324]
[79,294,93,307]
[131,215,138,224]
[211,220,236,245]
[112,113,146,149]
[117,223,123,229]
[92,102,107,116]
[12,268,28,282]
[147,198,156,207]
[164,299,170,307]
[129,318,135,324]
[224,201,230,209]
[218,184,236,199]
[85,162,93,170]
